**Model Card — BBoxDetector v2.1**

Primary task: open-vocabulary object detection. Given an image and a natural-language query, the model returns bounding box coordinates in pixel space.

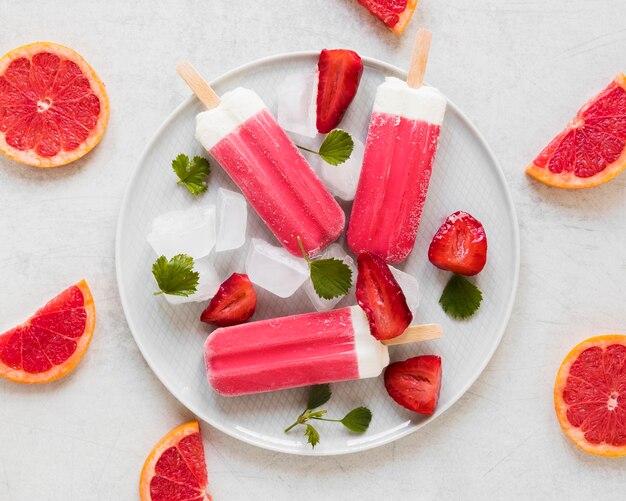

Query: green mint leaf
[307,384,332,410]
[439,274,483,319]
[172,153,211,195]
[341,407,372,433]
[318,129,354,166]
[304,424,320,448]
[152,254,199,297]
[310,258,352,300]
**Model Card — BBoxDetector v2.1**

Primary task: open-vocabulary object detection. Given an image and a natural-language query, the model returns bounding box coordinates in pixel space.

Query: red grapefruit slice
[0,280,96,384]
[140,421,211,501]
[356,0,418,35]
[554,335,626,457]
[526,74,626,189]
[0,42,109,167]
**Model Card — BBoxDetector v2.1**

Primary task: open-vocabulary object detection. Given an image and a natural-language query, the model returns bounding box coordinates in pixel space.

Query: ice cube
[245,238,309,298]
[276,71,318,138]
[147,205,216,259]
[315,137,365,201]
[164,257,221,305]
[303,244,357,312]
[389,266,420,317]
[216,188,247,252]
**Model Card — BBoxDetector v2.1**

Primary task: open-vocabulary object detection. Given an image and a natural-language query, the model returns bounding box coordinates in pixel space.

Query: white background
[1,0,625,499]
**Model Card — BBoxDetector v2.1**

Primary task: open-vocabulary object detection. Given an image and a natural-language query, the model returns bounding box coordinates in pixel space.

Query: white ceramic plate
[116,52,520,456]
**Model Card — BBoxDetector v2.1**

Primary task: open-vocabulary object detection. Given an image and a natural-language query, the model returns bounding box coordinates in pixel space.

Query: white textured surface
[0,0,625,500]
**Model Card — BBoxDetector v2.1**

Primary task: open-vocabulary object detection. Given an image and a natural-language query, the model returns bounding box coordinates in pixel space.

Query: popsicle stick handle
[381,323,443,346]
[176,60,221,109]
[406,28,432,89]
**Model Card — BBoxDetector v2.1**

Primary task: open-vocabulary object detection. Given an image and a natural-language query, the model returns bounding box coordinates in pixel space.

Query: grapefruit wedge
[356,0,418,35]
[140,421,211,501]
[0,42,109,167]
[554,335,626,457]
[526,74,626,189]
[0,280,96,384]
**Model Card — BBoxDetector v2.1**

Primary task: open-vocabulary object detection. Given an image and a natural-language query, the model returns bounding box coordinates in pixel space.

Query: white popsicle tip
[176,60,221,109]
[406,28,433,89]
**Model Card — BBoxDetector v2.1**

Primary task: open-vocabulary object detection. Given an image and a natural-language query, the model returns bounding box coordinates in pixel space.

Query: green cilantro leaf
[307,384,332,410]
[284,384,373,448]
[152,254,199,297]
[172,153,211,195]
[318,129,354,166]
[296,237,352,300]
[304,424,320,448]
[439,274,483,319]
[341,407,372,433]
[310,259,352,300]
[295,129,354,166]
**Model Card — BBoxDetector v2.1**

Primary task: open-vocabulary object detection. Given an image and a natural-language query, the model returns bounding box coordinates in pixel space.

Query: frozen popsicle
[204,306,442,396]
[176,61,345,258]
[347,29,447,263]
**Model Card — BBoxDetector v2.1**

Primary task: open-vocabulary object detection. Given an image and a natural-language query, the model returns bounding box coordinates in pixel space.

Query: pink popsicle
[347,29,447,264]
[347,103,444,263]
[204,306,388,396]
[194,87,345,258]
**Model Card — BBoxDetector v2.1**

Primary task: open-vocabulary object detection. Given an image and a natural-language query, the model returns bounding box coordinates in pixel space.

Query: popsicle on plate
[347,29,447,264]
[204,306,442,396]
[177,62,345,258]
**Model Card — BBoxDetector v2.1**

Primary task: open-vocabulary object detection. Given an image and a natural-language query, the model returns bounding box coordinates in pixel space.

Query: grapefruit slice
[140,421,211,501]
[526,74,626,189]
[0,280,95,384]
[356,0,418,35]
[554,335,626,457]
[0,42,109,167]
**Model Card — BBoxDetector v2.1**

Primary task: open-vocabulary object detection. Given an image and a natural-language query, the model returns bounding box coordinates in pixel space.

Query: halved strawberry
[384,355,442,415]
[200,273,256,327]
[356,253,412,340]
[316,49,363,133]
[428,211,487,276]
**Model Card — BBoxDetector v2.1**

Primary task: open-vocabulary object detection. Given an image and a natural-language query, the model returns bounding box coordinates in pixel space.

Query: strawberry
[428,211,487,276]
[316,49,363,133]
[384,355,442,415]
[200,273,256,327]
[356,253,412,340]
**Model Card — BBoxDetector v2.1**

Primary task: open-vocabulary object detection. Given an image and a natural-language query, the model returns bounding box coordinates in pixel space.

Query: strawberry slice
[384,355,442,415]
[428,211,487,276]
[200,273,256,327]
[316,49,363,133]
[356,253,412,340]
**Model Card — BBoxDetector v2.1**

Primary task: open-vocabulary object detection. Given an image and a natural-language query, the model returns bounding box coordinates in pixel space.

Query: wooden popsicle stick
[406,28,433,89]
[381,323,442,346]
[176,60,221,109]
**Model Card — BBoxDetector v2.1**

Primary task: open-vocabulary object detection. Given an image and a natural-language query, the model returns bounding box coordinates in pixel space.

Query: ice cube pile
[147,188,248,304]
[245,238,309,298]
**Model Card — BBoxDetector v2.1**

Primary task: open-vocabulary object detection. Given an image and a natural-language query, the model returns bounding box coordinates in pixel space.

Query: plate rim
[115,50,521,456]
